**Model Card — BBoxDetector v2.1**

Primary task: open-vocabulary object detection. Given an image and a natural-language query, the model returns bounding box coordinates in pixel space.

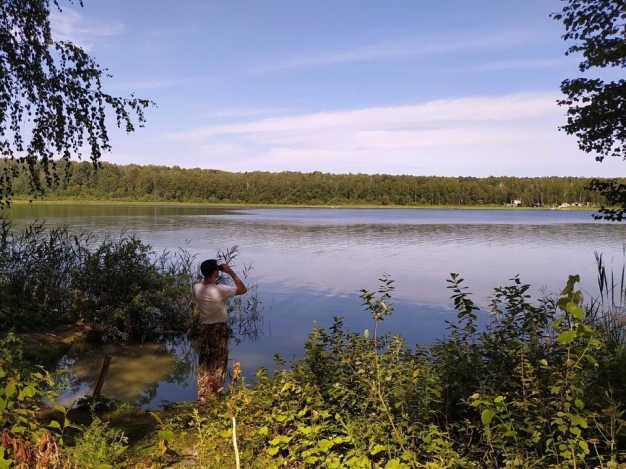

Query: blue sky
[49,0,624,177]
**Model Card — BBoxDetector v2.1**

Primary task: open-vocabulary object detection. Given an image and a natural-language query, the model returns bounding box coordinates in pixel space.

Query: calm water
[6,204,625,408]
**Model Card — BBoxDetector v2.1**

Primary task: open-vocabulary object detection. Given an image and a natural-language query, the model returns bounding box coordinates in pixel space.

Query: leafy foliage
[164,273,626,468]
[72,234,194,342]
[552,0,626,161]
[0,0,152,206]
[0,218,195,341]
[2,270,623,467]
[0,218,263,344]
[553,0,626,220]
[587,178,626,221]
[65,418,127,469]
[0,335,76,468]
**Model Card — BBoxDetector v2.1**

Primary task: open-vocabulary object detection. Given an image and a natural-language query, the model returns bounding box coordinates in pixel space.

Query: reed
[591,250,626,346]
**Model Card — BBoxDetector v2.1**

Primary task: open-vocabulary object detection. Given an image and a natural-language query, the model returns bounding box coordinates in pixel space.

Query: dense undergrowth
[0,222,625,467]
[193,273,626,468]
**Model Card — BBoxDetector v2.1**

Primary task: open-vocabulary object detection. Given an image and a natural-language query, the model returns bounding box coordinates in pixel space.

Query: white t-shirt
[193,282,238,324]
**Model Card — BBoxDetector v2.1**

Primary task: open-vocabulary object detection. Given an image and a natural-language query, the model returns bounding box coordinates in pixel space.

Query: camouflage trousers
[197,322,230,405]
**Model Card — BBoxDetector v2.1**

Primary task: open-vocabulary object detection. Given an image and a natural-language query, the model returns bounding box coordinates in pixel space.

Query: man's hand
[220,263,235,275]
[220,264,248,295]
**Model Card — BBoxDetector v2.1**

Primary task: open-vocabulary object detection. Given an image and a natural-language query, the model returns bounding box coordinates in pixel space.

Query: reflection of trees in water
[54,335,197,407]
[162,335,196,383]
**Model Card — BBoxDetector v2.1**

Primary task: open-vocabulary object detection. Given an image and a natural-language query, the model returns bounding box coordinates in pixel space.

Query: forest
[8,160,620,207]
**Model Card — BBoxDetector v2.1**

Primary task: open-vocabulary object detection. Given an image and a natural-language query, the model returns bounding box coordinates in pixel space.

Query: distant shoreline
[4,198,600,211]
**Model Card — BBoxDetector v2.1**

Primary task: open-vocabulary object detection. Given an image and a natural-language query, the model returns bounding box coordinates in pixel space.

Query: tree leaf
[481,409,496,425]
[5,381,15,398]
[557,330,576,344]
[157,430,174,443]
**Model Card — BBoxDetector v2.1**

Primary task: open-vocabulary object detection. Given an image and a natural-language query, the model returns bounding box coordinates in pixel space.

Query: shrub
[72,234,194,342]
[0,218,196,341]
[66,417,127,469]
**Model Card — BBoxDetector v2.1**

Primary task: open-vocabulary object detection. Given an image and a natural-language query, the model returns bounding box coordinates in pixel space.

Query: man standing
[193,259,247,404]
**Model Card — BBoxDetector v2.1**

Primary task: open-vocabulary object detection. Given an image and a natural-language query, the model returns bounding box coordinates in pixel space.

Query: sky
[49,0,625,178]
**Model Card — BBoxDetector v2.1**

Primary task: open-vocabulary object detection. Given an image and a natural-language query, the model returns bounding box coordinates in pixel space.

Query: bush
[66,418,127,469]
[72,234,194,342]
[0,218,196,341]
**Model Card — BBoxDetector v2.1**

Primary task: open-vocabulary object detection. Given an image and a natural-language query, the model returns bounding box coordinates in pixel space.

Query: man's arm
[220,264,248,295]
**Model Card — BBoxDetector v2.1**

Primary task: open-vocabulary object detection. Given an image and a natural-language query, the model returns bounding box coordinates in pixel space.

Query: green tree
[553,0,626,220]
[0,0,151,205]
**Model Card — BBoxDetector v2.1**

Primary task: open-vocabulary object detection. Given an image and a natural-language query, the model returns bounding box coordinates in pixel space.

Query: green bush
[72,234,193,342]
[0,218,195,341]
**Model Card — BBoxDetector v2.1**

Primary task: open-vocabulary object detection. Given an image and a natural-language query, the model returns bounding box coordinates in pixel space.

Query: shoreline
[4,198,601,211]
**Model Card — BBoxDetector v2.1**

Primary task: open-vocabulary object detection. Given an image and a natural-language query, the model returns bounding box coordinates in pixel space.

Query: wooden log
[93,356,112,402]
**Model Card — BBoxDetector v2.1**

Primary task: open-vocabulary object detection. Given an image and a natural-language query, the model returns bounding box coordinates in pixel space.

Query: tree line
[8,160,621,207]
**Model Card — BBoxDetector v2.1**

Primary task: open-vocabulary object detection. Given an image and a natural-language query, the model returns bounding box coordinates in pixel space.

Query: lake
[6,204,625,408]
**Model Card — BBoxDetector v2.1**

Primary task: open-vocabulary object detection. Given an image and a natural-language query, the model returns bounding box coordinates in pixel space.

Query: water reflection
[55,336,197,409]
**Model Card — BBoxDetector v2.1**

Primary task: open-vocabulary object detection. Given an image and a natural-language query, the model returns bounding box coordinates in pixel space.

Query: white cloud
[198,143,249,157]
[250,29,544,73]
[202,108,294,119]
[160,92,622,177]
[172,94,556,140]
[50,8,123,50]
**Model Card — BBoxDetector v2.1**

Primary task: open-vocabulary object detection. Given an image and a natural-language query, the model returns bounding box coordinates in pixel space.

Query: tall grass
[593,250,626,344]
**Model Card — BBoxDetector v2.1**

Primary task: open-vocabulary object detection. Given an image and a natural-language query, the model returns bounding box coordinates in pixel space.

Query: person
[193,259,247,404]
